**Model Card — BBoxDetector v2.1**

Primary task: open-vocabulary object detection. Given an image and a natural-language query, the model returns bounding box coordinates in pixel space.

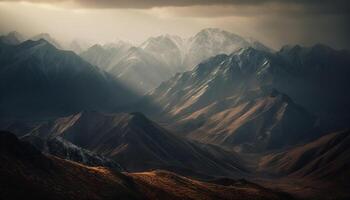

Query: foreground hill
[0,131,292,200]
[131,170,292,200]
[25,111,247,178]
[0,131,140,200]
[0,39,137,118]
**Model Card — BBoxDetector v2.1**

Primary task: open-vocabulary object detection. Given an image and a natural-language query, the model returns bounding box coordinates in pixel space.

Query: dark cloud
[0,0,349,49]
[0,0,349,14]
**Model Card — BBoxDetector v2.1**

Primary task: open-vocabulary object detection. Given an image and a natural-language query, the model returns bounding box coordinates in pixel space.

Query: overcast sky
[0,0,349,49]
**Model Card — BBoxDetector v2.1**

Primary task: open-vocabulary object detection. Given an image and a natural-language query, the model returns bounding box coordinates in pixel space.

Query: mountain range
[80,28,270,93]
[1,29,271,94]
[0,28,349,200]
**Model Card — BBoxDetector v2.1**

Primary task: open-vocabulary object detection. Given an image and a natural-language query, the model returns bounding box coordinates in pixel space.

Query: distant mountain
[81,44,173,93]
[25,111,247,178]
[139,28,272,73]
[81,28,271,94]
[0,31,25,45]
[183,28,271,69]
[80,42,133,71]
[0,39,137,118]
[30,33,62,49]
[140,34,187,72]
[141,28,272,71]
[67,39,93,54]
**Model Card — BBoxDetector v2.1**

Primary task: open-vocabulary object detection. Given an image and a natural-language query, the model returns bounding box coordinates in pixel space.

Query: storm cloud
[0,0,349,49]
[0,0,348,14]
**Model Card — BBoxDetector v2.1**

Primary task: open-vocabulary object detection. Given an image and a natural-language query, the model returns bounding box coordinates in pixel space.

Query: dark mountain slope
[255,129,350,199]
[258,129,350,183]
[0,39,137,118]
[0,131,140,200]
[184,90,316,152]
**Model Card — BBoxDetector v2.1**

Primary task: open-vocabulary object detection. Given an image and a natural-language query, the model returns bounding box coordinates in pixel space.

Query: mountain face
[80,28,271,94]
[149,48,274,117]
[184,90,316,152]
[0,39,137,118]
[0,31,24,45]
[148,45,350,143]
[25,111,247,178]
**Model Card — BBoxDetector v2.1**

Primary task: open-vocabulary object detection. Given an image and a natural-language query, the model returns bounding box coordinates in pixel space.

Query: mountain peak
[194,28,245,41]
[30,33,61,49]
[7,31,24,40]
[18,38,55,50]
[129,112,153,126]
